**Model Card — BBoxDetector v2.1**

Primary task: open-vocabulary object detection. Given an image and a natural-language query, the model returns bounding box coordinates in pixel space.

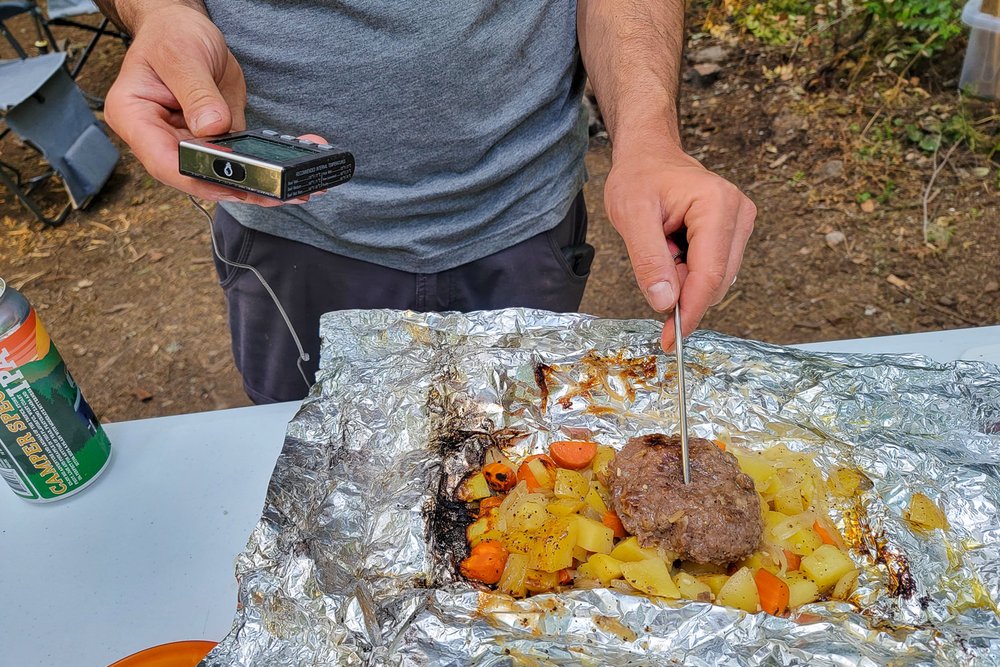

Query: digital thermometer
[179,129,354,200]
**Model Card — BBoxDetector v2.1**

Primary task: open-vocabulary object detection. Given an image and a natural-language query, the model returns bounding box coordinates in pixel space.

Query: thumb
[157,47,233,136]
[179,75,231,137]
[618,211,681,313]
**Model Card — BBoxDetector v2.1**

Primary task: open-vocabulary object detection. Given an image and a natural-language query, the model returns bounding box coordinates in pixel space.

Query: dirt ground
[1,12,998,423]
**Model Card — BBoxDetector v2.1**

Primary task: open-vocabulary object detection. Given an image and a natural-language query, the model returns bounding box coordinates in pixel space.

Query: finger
[722,197,756,288]
[219,54,247,132]
[674,198,741,340]
[611,199,680,313]
[297,133,328,144]
[658,263,690,352]
[665,234,689,300]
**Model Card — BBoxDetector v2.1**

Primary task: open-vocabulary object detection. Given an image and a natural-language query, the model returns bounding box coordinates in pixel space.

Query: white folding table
[1,326,997,666]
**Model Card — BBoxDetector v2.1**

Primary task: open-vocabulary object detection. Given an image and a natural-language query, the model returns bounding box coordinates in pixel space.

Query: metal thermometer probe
[674,307,691,484]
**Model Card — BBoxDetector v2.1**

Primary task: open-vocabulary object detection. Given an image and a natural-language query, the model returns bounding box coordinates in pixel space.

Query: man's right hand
[104,4,307,205]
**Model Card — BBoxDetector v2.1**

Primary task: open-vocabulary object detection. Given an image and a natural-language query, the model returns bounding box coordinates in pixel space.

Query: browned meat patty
[605,434,763,564]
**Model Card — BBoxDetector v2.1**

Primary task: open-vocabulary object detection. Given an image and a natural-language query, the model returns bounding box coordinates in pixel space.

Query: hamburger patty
[605,434,763,564]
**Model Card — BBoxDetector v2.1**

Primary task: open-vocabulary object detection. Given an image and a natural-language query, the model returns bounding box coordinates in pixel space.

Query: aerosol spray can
[0,277,111,502]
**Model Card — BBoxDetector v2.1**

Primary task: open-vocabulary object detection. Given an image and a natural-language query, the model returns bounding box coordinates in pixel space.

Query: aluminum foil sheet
[203,309,1000,666]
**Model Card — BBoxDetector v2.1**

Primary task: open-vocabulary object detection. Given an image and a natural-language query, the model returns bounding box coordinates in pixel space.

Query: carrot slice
[602,511,628,538]
[460,540,509,585]
[483,462,517,492]
[713,439,727,451]
[479,495,504,517]
[813,520,844,547]
[549,441,598,470]
[516,454,556,492]
[754,568,790,616]
[783,549,801,571]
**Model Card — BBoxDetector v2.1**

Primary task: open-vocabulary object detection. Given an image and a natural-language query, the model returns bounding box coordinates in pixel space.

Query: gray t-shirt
[206,1,588,273]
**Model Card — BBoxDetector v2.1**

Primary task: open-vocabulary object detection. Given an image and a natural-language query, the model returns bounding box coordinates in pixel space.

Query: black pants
[212,194,594,403]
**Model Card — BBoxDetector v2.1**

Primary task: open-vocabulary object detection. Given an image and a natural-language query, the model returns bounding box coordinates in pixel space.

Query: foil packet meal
[203,309,1000,666]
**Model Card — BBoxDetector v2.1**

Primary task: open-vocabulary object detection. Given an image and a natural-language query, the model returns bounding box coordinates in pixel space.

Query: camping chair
[42,0,129,81]
[0,51,119,226]
[0,0,128,106]
[0,2,55,59]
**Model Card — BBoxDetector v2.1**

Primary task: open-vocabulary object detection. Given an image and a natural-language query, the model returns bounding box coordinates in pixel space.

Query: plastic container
[961,0,1000,99]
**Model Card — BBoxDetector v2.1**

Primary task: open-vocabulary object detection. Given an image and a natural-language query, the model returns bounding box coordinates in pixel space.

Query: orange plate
[109,640,218,667]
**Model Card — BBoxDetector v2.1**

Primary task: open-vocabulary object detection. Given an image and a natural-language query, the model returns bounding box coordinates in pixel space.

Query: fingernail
[192,111,222,134]
[645,281,675,312]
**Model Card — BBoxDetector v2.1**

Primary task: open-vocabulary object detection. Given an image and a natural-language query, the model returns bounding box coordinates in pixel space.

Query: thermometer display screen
[214,136,315,161]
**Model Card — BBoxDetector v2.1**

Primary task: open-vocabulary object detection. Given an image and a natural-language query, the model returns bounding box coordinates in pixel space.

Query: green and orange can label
[0,280,111,502]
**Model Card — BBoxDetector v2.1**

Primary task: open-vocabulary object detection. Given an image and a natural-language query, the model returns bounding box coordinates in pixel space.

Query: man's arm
[93,0,207,35]
[578,1,756,351]
[95,1,308,205]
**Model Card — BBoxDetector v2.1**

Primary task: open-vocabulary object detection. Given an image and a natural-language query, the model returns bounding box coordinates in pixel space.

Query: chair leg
[44,17,125,108]
[0,162,71,227]
[0,22,30,59]
[68,18,108,79]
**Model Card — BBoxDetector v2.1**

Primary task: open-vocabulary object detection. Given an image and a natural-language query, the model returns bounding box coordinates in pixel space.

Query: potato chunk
[502,530,535,555]
[695,574,729,598]
[905,492,948,532]
[592,445,617,478]
[609,536,660,562]
[577,554,625,586]
[801,544,856,592]
[467,516,502,547]
[498,553,529,597]
[584,486,609,514]
[511,500,549,532]
[458,472,492,501]
[675,572,713,601]
[546,498,584,516]
[734,453,778,494]
[622,559,680,598]
[784,572,820,607]
[785,528,823,556]
[717,566,759,613]
[554,468,589,501]
[575,515,615,554]
[529,517,578,573]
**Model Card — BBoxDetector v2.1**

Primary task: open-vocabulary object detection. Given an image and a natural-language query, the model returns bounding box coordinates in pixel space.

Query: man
[97,0,755,403]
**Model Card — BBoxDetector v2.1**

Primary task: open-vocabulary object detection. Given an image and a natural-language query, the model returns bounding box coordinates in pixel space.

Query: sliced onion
[762,542,787,575]
[497,481,528,532]
[610,579,635,594]
[771,512,813,542]
[832,567,860,600]
[484,447,516,472]
[573,577,601,590]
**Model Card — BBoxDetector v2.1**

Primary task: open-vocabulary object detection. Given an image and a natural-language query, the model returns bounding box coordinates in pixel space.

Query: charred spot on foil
[534,362,551,411]
[882,545,917,598]
[853,502,916,599]
[426,381,528,586]
[429,491,474,572]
